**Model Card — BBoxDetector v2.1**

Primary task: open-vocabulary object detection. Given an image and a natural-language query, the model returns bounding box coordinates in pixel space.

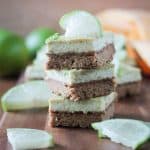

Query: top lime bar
[45,10,115,69]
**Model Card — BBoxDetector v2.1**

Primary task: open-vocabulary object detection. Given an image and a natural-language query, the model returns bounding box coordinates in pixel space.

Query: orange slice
[129,41,150,76]
[97,9,147,40]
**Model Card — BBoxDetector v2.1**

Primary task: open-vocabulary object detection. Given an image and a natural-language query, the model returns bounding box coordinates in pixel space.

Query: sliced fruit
[0,32,29,77]
[97,9,147,40]
[129,10,150,40]
[59,10,102,38]
[129,40,150,76]
[25,28,56,59]
[1,81,51,111]
[92,119,150,149]
[7,128,53,149]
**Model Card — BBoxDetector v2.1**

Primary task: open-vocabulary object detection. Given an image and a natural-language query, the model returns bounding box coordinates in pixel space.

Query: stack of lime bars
[45,11,117,127]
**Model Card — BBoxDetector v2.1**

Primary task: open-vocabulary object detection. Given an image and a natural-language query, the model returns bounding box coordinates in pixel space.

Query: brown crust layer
[46,43,115,69]
[49,103,115,128]
[47,78,116,101]
[117,81,141,98]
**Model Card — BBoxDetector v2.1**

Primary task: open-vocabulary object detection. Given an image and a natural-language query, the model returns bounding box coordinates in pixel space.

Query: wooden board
[0,77,150,150]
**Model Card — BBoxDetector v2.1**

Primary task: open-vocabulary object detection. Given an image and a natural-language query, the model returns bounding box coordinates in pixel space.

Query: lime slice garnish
[1,81,50,111]
[59,10,102,38]
[92,119,150,149]
[7,128,53,149]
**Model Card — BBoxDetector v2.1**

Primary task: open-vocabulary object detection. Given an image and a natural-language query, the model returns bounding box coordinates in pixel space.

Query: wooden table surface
[0,0,150,149]
[0,76,150,150]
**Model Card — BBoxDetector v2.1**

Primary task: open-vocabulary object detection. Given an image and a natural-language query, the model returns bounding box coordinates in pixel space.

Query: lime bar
[1,81,51,111]
[46,10,115,70]
[49,92,117,128]
[46,10,116,128]
[7,128,54,149]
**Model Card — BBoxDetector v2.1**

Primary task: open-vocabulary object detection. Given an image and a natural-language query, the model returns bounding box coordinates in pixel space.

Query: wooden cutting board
[0,77,150,150]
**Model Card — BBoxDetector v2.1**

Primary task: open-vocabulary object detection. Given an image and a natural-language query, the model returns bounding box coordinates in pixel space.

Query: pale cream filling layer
[46,35,113,54]
[49,92,117,113]
[46,64,114,84]
[116,63,142,84]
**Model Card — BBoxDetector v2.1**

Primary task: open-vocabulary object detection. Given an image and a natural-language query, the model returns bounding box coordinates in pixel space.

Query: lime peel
[92,119,150,149]
[7,128,54,149]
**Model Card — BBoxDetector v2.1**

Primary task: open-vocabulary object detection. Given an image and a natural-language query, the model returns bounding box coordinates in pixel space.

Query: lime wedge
[59,10,102,38]
[92,119,150,149]
[7,128,53,149]
[1,81,51,111]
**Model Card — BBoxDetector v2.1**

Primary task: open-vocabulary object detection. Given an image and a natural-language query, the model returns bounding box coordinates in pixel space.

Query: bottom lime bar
[49,92,117,128]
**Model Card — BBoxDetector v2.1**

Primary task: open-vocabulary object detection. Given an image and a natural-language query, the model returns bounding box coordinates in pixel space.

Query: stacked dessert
[45,11,117,128]
[109,33,142,98]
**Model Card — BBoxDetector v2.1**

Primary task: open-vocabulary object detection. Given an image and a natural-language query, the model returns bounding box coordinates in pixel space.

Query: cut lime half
[1,81,51,111]
[7,128,53,149]
[92,119,150,149]
[59,10,102,38]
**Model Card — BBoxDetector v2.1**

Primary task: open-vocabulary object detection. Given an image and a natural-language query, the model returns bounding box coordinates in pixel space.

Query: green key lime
[0,29,13,41]
[25,28,56,59]
[0,29,29,77]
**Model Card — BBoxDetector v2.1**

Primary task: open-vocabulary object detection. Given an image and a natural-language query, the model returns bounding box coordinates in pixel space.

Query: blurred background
[0,0,150,35]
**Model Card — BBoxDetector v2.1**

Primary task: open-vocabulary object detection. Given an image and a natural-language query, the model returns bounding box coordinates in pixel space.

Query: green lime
[25,28,56,59]
[0,29,13,42]
[7,128,54,149]
[0,30,29,77]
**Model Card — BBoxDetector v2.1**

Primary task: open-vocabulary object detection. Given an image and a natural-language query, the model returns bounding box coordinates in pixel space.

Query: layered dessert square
[46,35,115,69]
[116,63,142,98]
[45,10,117,128]
[49,92,117,128]
[110,32,142,98]
[46,64,115,101]
[25,46,47,80]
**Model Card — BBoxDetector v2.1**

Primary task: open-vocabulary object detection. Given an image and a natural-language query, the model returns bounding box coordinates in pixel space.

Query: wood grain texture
[0,77,150,150]
[0,0,149,35]
[0,0,150,149]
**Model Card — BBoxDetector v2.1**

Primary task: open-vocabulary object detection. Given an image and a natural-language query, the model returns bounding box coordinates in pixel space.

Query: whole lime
[0,29,14,41]
[0,31,29,77]
[25,28,56,59]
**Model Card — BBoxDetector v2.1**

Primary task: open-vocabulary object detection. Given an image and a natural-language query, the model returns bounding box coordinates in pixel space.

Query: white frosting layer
[46,64,114,84]
[25,65,45,80]
[49,92,116,113]
[116,63,142,84]
[46,35,113,54]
